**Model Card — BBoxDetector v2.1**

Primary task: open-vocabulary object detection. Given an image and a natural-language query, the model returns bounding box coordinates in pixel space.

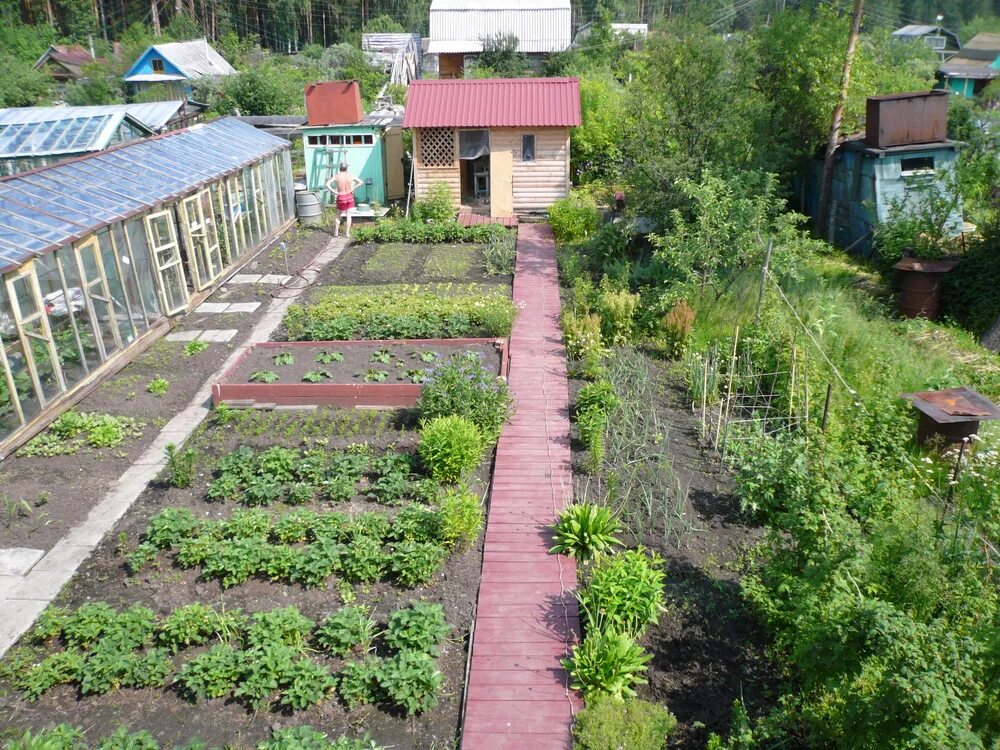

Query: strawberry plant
[278,657,336,710]
[157,603,226,652]
[338,655,384,708]
[316,606,378,657]
[384,602,451,655]
[250,370,279,383]
[175,644,244,701]
[377,650,442,715]
[247,607,315,651]
[389,541,447,588]
[315,350,344,364]
[341,536,386,583]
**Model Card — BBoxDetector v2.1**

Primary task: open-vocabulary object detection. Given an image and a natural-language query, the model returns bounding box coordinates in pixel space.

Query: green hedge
[284,284,517,341]
[353,219,512,244]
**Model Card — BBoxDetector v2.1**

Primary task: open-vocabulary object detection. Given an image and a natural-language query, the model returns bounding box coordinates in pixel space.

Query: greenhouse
[0,117,294,452]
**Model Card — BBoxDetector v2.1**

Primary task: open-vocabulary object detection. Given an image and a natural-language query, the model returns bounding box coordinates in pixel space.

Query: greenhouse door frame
[74,235,125,361]
[144,209,189,315]
[4,262,65,406]
[180,190,224,291]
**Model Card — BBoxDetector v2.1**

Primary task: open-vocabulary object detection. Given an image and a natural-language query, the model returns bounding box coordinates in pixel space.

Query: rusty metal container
[902,387,1000,445]
[893,257,958,320]
[304,81,363,126]
[865,91,949,149]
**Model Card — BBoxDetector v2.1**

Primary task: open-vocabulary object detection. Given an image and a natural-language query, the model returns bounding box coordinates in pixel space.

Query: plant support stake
[755,238,773,325]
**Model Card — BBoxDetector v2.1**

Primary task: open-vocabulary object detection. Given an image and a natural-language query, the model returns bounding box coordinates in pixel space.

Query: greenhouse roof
[0,118,288,274]
[0,110,153,159]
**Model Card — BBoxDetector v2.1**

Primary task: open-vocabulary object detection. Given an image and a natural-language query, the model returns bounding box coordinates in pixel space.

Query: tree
[364,13,405,33]
[468,33,530,78]
[63,64,125,105]
[572,75,627,185]
[0,57,53,106]
[214,60,305,115]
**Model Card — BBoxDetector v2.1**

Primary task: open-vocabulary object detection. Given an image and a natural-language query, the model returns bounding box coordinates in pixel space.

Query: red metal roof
[403,77,581,128]
[50,45,95,66]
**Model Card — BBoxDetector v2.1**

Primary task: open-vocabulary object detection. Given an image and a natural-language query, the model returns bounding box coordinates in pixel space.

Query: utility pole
[817,0,864,241]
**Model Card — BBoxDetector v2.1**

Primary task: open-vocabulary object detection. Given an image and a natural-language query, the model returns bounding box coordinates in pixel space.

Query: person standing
[325,162,363,239]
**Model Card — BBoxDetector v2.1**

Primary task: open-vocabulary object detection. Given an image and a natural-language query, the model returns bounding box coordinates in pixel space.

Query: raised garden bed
[214,339,509,408]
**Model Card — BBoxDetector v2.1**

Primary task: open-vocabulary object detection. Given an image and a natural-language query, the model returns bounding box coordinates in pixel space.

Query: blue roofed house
[938,32,1000,97]
[123,39,235,99]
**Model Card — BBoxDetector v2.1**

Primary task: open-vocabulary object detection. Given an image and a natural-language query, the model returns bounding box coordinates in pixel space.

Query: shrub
[411,182,456,223]
[580,548,666,639]
[417,353,512,443]
[550,504,621,561]
[562,631,651,700]
[661,300,696,359]
[562,311,606,378]
[572,695,678,750]
[438,488,485,549]
[549,191,601,244]
[597,284,639,345]
[418,415,485,483]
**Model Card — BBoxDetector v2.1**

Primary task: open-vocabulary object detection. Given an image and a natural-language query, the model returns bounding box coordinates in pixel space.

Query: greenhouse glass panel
[55,246,101,372]
[35,251,88,390]
[97,229,136,345]
[125,218,163,322]
[144,210,188,315]
[74,237,122,361]
[6,267,64,403]
[113,223,150,332]
[0,284,27,437]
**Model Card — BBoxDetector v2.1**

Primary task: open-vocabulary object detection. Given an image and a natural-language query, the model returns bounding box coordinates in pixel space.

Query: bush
[418,415,485,483]
[576,407,607,473]
[417,353,512,444]
[549,191,601,245]
[597,283,639,346]
[562,631,651,700]
[352,219,509,244]
[284,284,516,341]
[550,504,621,561]
[572,695,678,750]
[661,300,696,359]
[411,182,456,223]
[562,311,606,378]
[438,488,485,550]
[580,548,665,638]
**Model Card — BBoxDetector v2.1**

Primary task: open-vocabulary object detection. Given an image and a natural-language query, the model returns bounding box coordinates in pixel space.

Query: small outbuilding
[362,33,422,85]
[123,38,236,99]
[938,32,1000,97]
[33,45,98,84]
[426,0,571,79]
[891,24,960,62]
[404,77,580,218]
[301,81,406,207]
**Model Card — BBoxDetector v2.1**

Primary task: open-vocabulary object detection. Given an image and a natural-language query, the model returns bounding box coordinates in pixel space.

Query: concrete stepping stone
[0,547,44,576]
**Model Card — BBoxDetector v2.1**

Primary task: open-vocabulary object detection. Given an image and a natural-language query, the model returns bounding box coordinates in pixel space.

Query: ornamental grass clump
[416,353,512,444]
[549,503,622,562]
[418,415,484,483]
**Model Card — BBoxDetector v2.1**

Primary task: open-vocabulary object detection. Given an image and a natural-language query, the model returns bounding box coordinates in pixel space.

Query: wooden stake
[789,345,797,423]
[700,351,709,440]
[821,382,833,433]
[715,327,739,453]
[754,238,773,325]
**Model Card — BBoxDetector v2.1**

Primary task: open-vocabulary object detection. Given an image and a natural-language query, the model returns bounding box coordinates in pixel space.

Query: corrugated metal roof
[428,0,571,53]
[124,38,235,81]
[939,57,1000,78]
[0,118,287,273]
[403,77,580,128]
[893,24,940,37]
[0,102,186,133]
[0,112,154,159]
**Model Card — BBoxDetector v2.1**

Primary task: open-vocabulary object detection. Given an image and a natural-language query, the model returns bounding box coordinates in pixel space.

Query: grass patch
[423,245,476,279]
[364,244,415,279]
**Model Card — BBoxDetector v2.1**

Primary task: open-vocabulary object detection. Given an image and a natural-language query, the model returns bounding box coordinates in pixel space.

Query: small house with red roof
[33,45,97,84]
[403,77,580,218]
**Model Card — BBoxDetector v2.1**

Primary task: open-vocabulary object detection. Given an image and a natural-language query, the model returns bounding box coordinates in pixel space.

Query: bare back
[333,172,354,195]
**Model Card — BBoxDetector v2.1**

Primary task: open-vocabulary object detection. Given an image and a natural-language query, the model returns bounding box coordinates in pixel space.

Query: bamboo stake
[700,351,709,440]
[716,327,739,453]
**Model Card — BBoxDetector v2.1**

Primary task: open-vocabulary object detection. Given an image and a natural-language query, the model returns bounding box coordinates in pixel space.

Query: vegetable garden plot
[213,340,508,409]
[0,407,491,749]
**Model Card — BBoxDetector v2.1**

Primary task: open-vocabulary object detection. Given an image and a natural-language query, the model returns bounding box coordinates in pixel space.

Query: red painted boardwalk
[457,211,519,227]
[460,223,581,750]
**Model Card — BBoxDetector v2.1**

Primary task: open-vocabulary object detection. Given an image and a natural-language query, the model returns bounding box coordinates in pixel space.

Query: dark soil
[0,227,335,553]
[569,354,778,748]
[232,342,502,386]
[0,406,489,749]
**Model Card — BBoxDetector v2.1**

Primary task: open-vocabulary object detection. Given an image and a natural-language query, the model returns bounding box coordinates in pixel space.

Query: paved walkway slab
[460,223,579,750]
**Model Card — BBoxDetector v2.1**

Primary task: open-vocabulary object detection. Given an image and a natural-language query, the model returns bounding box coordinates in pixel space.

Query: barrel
[892,258,958,321]
[295,189,323,226]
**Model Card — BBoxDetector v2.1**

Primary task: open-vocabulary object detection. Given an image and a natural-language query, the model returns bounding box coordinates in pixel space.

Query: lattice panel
[420,128,454,167]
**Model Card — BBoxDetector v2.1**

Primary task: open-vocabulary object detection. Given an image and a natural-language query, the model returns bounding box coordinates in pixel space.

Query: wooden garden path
[460,223,581,750]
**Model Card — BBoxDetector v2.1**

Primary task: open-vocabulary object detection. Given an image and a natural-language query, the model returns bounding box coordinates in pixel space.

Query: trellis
[419,127,454,167]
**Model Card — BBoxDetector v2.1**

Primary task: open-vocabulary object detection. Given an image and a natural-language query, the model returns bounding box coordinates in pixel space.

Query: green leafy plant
[18,412,143,457]
[316,606,378,656]
[146,376,169,397]
[174,644,244,701]
[337,655,384,708]
[562,310,606,379]
[164,443,198,488]
[302,370,329,383]
[562,631,652,700]
[572,695,678,750]
[183,340,210,356]
[483,232,517,276]
[550,504,622,562]
[364,369,389,383]
[661,299,696,359]
[416,353,512,443]
[273,352,295,366]
[370,348,392,364]
[580,548,665,638]
[315,350,344,364]
[415,350,439,363]
[384,601,451,655]
[548,190,601,244]
[377,650,442,715]
[157,603,228,652]
[438,488,484,550]
[418,415,484,483]
[411,181,456,223]
[250,370,280,383]
[389,540,447,588]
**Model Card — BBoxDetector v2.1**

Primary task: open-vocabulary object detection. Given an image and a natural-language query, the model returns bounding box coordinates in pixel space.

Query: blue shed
[123,39,235,99]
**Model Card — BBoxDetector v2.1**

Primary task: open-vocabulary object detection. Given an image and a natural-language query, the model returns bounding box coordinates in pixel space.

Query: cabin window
[521,135,536,162]
[151,58,164,74]
[458,130,490,160]
[419,127,455,167]
[329,135,343,145]
[900,156,935,174]
[363,134,373,145]
[349,135,365,145]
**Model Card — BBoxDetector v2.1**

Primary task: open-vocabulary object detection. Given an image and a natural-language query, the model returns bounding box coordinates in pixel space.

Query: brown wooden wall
[413,127,571,213]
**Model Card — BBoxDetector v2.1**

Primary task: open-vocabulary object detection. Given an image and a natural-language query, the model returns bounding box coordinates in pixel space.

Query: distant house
[938,32,1000,97]
[804,91,964,254]
[404,77,580,218]
[0,101,202,176]
[573,22,648,49]
[891,24,960,62]
[33,45,96,84]
[123,39,235,99]
[426,0,571,79]
[301,81,406,207]
[362,33,422,86]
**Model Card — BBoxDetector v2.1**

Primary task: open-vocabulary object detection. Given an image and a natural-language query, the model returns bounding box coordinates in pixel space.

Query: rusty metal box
[304,81,363,126]
[865,90,949,149]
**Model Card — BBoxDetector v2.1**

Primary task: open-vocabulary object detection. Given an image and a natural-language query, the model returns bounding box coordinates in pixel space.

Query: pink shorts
[336,193,355,211]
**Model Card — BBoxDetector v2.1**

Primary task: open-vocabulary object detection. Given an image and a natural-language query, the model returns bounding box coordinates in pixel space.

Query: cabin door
[490,149,514,218]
